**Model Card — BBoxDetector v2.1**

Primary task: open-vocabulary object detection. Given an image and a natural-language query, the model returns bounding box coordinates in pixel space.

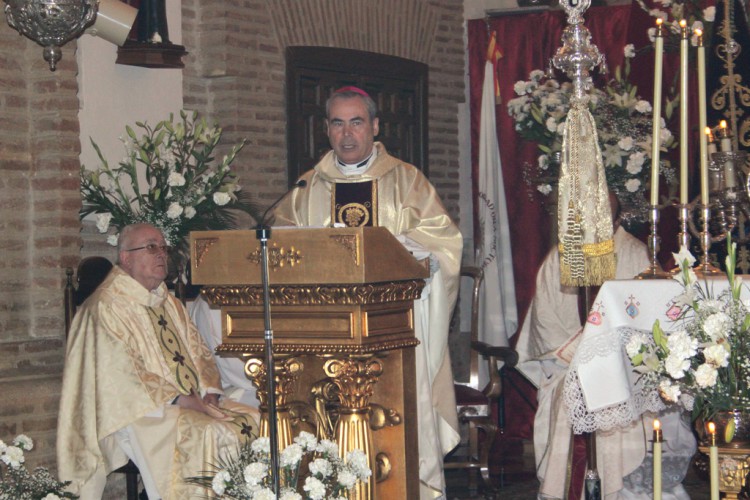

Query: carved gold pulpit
[190,227,426,499]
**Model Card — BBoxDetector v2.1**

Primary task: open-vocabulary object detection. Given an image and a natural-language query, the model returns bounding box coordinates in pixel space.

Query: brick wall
[0,0,465,480]
[0,34,81,470]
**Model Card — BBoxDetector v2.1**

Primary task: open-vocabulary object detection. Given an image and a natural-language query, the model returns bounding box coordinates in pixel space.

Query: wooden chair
[64,257,141,500]
[444,266,519,493]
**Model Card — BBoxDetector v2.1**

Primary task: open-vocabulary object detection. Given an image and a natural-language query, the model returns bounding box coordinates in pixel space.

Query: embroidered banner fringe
[557,101,615,287]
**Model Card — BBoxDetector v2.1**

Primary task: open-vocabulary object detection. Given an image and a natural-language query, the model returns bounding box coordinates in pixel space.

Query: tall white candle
[696,29,709,204]
[679,20,689,204]
[651,19,665,206]
[708,422,719,500]
[653,419,663,500]
[719,120,737,188]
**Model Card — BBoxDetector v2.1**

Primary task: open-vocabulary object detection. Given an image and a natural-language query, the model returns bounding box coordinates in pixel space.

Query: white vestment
[515,227,695,499]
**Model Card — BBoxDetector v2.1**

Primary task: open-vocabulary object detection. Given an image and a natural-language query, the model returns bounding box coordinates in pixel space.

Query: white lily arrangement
[627,236,750,421]
[0,434,77,499]
[79,110,260,255]
[190,431,371,500]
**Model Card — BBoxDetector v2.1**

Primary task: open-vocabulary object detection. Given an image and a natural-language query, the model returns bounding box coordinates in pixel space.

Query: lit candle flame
[654,419,661,431]
[708,421,716,435]
[680,19,687,28]
[721,120,728,130]
[656,18,663,26]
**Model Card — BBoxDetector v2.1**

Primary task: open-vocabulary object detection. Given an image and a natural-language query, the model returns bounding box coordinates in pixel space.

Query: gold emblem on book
[339,202,370,227]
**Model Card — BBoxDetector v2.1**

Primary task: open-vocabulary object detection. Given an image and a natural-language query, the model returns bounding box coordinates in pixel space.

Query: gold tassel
[558,101,616,287]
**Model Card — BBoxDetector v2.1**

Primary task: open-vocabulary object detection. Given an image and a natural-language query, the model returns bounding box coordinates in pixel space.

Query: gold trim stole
[331,180,378,227]
[147,306,201,396]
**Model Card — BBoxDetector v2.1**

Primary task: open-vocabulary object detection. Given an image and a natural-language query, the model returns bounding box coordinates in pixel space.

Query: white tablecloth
[564,277,732,434]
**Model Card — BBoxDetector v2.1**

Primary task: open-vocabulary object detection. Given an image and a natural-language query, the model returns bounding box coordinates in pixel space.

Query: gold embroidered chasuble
[274,142,463,498]
[58,266,257,499]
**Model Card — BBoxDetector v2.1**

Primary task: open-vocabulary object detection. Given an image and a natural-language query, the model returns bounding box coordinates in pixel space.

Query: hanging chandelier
[4,0,98,71]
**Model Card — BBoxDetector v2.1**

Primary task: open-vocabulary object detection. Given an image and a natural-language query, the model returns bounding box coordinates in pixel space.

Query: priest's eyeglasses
[125,243,171,255]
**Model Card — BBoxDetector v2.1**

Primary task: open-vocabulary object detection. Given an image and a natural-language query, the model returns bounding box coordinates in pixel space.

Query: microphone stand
[256,223,280,494]
[253,179,305,495]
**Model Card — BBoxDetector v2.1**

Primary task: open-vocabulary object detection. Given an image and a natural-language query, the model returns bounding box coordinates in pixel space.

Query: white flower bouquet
[0,434,77,499]
[508,45,677,222]
[627,236,750,422]
[190,431,371,500]
[80,110,261,253]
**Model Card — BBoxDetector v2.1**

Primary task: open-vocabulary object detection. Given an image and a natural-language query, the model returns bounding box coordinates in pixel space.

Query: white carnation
[184,206,196,219]
[626,151,645,174]
[703,312,732,341]
[95,213,112,233]
[530,69,545,81]
[303,476,327,500]
[280,443,303,468]
[667,330,698,360]
[338,469,357,489]
[243,462,267,486]
[251,437,271,454]
[618,137,634,151]
[166,202,184,219]
[546,117,558,133]
[316,439,339,457]
[625,178,641,192]
[665,353,690,379]
[1,445,24,468]
[346,449,371,481]
[635,100,652,113]
[167,172,186,187]
[625,332,649,359]
[13,434,32,450]
[309,457,333,478]
[695,363,718,388]
[513,80,528,96]
[294,431,318,451]
[659,380,681,402]
[624,44,636,58]
[254,488,278,500]
[213,192,231,206]
[537,184,553,196]
[704,344,730,367]
[212,470,231,495]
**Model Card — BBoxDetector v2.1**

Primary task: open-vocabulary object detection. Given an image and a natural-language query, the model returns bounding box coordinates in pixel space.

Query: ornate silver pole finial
[552,0,603,102]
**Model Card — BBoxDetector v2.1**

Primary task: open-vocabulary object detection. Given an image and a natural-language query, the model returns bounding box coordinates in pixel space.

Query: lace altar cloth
[563,278,732,434]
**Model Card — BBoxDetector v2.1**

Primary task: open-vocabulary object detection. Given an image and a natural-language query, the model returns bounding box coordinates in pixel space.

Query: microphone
[258,179,307,227]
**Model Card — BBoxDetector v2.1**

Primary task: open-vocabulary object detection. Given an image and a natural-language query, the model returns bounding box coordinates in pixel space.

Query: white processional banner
[476,43,518,387]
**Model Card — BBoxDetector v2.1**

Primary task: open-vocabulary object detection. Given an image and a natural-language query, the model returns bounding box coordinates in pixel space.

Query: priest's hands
[175,391,231,421]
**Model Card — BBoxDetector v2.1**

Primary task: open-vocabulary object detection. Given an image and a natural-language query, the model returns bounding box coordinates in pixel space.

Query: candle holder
[637,205,671,279]
[696,204,723,277]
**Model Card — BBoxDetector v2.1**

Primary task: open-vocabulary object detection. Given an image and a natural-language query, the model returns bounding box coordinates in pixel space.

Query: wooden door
[286,46,428,188]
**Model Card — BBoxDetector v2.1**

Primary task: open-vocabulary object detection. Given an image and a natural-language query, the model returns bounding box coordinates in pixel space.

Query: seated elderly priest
[57,223,258,500]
